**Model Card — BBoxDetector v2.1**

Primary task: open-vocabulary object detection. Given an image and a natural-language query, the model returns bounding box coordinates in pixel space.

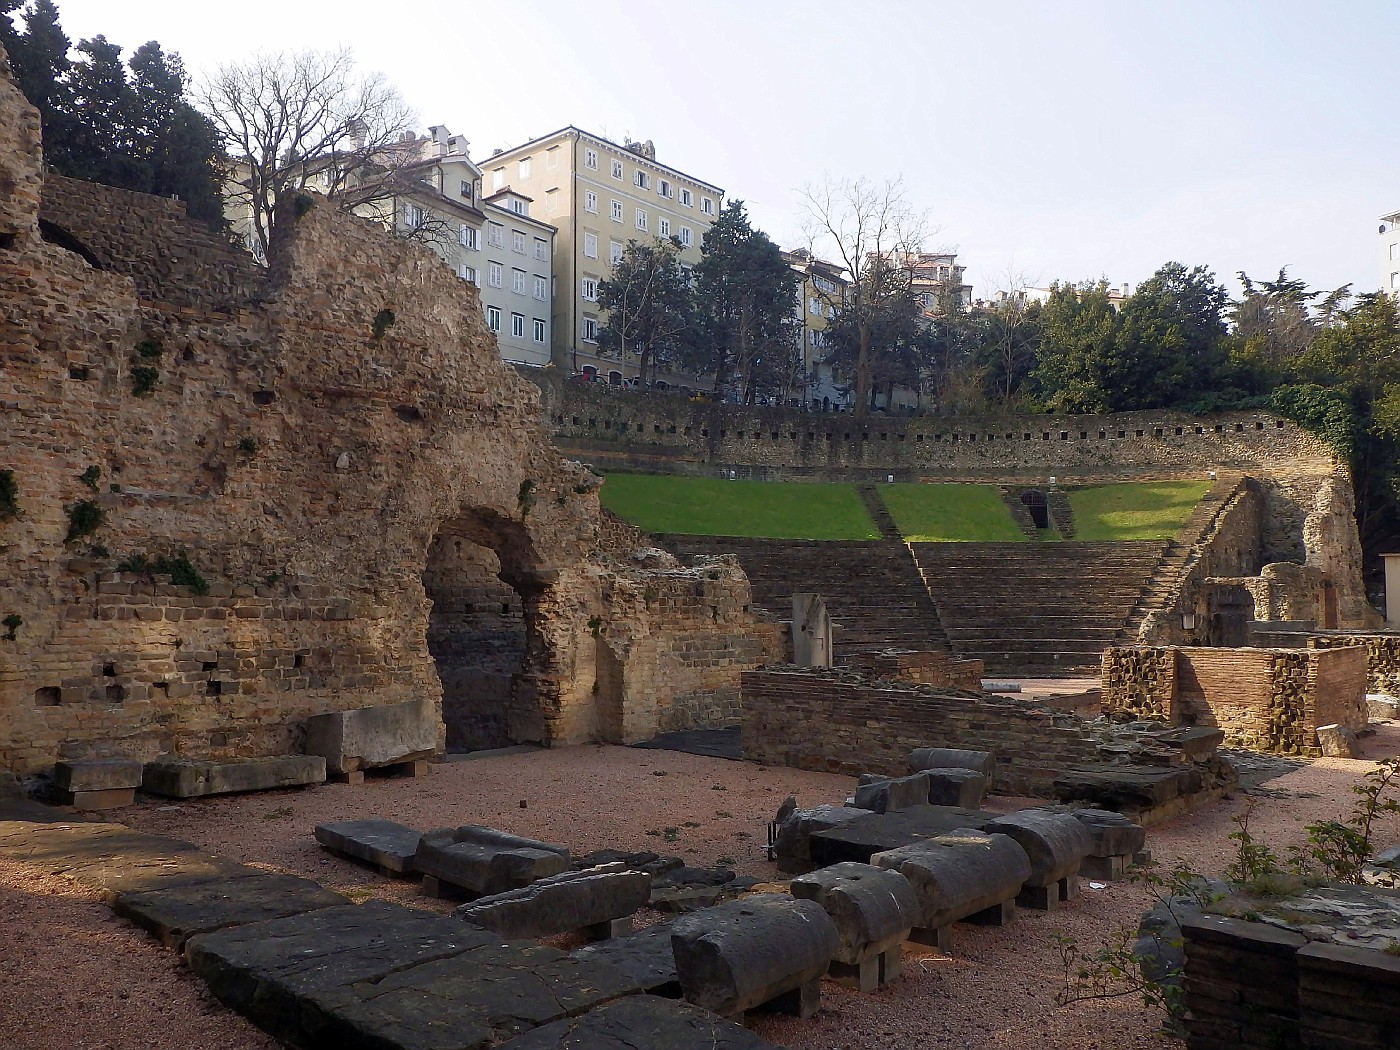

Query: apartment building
[782,248,850,409]
[484,128,724,384]
[1382,210,1400,297]
[901,252,972,316]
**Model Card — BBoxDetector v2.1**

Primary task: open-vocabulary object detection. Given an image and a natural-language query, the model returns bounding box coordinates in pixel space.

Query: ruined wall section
[0,47,775,772]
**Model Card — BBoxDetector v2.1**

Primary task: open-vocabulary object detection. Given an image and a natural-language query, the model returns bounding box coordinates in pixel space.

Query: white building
[1381,211,1400,297]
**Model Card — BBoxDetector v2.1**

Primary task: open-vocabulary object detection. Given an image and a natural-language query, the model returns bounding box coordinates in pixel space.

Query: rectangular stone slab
[573,921,681,996]
[315,819,422,874]
[1052,766,1194,809]
[0,820,256,901]
[304,699,440,775]
[115,872,351,948]
[142,755,326,798]
[455,864,652,939]
[54,758,143,792]
[810,805,991,866]
[306,941,641,1049]
[496,994,784,1049]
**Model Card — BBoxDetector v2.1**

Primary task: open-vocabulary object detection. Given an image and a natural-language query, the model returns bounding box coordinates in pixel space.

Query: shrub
[0,469,17,520]
[115,550,209,595]
[64,500,104,543]
[132,366,160,396]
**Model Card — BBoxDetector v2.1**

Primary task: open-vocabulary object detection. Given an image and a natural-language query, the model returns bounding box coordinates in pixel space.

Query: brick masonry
[740,669,1101,797]
[0,46,780,774]
[1101,646,1369,754]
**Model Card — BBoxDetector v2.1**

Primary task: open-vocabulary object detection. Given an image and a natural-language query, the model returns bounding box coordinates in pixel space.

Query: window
[680,188,693,207]
[583,232,598,258]
[610,240,623,264]
[584,148,598,170]
[584,190,598,213]
[512,268,526,293]
[491,168,505,190]
[487,222,504,247]
[511,312,525,338]
[701,196,714,215]
[512,230,526,253]
[611,159,624,179]
[405,203,425,228]
[533,318,547,342]
[635,209,648,231]
[534,237,549,261]
[582,317,598,342]
[545,146,559,169]
[510,198,527,216]
[1393,272,1400,289]
[678,226,692,248]
[533,274,548,300]
[488,261,503,287]
[658,178,671,198]
[581,277,599,301]
[611,200,623,222]
[658,217,670,238]
[545,188,558,214]
[487,305,501,331]
[518,157,531,179]
[809,297,822,315]
[458,224,477,249]
[457,263,476,283]
[1392,243,1399,261]
[459,180,473,200]
[634,170,650,189]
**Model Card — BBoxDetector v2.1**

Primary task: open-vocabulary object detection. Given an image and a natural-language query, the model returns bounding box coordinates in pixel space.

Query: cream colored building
[782,248,850,409]
[484,128,724,385]
[1381,211,1400,297]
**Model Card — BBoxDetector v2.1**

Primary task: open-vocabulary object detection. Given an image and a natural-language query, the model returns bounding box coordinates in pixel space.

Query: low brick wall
[842,649,984,690]
[1311,632,1400,695]
[1101,646,1368,754]
[740,669,1100,797]
[1182,913,1400,1050]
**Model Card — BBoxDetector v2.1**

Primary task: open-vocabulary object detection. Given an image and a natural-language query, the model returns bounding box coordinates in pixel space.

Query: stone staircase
[1113,473,1251,644]
[909,541,1167,675]
[657,536,951,656]
[857,485,904,541]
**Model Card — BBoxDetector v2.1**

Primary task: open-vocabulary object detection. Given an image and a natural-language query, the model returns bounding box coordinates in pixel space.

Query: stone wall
[842,649,984,690]
[740,668,1101,797]
[0,47,777,774]
[1101,646,1368,753]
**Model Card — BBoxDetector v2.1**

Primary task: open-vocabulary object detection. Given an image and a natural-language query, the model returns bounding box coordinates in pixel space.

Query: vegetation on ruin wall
[1068,480,1212,541]
[878,483,1024,542]
[600,474,879,540]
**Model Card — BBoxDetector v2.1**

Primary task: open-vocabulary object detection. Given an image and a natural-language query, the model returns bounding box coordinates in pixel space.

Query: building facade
[484,127,723,386]
[782,248,850,409]
[1381,210,1400,297]
[475,189,556,367]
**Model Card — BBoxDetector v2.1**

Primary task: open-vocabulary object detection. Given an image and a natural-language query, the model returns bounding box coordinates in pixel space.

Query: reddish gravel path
[5,728,1400,1049]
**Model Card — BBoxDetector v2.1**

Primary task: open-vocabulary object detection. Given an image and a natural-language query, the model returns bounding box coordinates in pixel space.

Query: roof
[488,126,724,196]
[485,187,534,203]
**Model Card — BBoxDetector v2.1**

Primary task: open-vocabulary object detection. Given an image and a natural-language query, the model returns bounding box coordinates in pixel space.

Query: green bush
[64,499,104,543]
[132,366,160,396]
[0,469,17,520]
[115,550,209,595]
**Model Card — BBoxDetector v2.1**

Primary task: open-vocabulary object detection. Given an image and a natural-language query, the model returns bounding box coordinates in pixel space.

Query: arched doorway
[422,509,549,751]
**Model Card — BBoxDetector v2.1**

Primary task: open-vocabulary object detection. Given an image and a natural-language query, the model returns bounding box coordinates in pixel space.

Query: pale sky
[31,0,1398,299]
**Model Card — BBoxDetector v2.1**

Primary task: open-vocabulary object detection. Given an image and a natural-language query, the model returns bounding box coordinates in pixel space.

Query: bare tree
[197,48,418,258]
[800,176,930,416]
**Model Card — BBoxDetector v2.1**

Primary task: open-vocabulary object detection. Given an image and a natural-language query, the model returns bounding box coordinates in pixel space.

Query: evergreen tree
[598,238,697,388]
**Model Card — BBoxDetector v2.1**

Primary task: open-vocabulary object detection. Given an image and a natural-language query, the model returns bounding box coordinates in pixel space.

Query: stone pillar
[1384,555,1400,628]
[792,593,832,668]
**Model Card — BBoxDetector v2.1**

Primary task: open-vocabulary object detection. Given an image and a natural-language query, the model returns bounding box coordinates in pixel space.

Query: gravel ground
[5,727,1400,1050]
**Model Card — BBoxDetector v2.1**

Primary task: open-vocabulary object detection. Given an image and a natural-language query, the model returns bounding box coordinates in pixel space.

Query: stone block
[1316,723,1360,759]
[871,829,1031,940]
[54,758,142,793]
[415,825,569,897]
[810,804,990,867]
[771,803,867,874]
[790,861,918,987]
[925,768,987,808]
[114,871,349,948]
[1071,808,1148,859]
[983,809,1094,907]
[304,698,440,776]
[314,819,422,875]
[70,787,136,811]
[142,755,326,798]
[573,920,681,996]
[851,772,930,814]
[671,894,839,1017]
[455,863,652,939]
[497,994,784,1049]
[908,746,997,784]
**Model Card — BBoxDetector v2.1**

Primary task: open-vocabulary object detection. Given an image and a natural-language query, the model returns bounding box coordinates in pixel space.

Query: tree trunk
[854,322,873,417]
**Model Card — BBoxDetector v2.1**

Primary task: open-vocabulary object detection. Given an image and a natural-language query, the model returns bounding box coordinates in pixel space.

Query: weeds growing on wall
[116,551,209,595]
[1,614,21,641]
[0,470,17,520]
[64,499,104,543]
[132,366,160,395]
[79,465,101,490]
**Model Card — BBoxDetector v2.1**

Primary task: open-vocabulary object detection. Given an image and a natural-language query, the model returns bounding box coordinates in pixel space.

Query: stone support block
[304,699,440,776]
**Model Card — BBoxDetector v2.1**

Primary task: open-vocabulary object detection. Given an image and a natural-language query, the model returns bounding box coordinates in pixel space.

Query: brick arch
[38,218,104,269]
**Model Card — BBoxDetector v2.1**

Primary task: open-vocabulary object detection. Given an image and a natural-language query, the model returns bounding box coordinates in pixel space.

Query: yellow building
[484,128,724,386]
[782,248,850,409]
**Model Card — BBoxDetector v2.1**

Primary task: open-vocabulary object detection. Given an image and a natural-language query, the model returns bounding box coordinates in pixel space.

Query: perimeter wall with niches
[0,45,779,775]
[528,373,1371,626]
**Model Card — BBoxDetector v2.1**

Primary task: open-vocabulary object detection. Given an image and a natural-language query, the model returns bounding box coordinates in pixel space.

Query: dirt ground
[4,726,1400,1050]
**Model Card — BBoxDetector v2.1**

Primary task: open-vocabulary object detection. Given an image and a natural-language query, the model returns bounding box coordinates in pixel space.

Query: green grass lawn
[1068,480,1213,540]
[878,483,1026,542]
[599,474,879,539]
